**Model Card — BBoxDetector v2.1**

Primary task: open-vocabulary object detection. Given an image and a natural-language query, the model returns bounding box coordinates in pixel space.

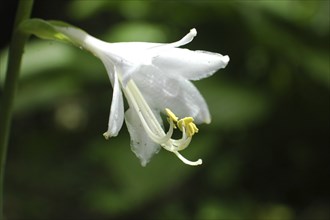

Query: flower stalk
[0,0,34,218]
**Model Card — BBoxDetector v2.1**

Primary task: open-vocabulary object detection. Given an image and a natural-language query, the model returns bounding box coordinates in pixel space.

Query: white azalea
[54,26,229,166]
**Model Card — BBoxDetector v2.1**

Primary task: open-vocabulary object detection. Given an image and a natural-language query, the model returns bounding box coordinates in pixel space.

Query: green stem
[0,0,34,218]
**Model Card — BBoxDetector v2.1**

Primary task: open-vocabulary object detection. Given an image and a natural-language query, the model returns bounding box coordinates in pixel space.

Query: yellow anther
[165,109,199,138]
[177,117,198,137]
[187,122,199,137]
[186,122,198,137]
[182,117,194,124]
[165,108,178,122]
[177,117,193,131]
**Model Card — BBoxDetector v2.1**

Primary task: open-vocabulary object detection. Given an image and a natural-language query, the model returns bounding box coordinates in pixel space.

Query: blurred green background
[1,0,329,219]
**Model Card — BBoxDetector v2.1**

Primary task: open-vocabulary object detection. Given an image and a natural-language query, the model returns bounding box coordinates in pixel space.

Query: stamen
[173,136,192,151]
[178,117,199,137]
[128,80,164,135]
[165,108,178,122]
[117,72,202,166]
[124,79,175,144]
[124,85,167,143]
[187,123,199,137]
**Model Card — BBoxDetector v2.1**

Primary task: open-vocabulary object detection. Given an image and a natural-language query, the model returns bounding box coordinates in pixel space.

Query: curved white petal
[153,48,230,81]
[125,108,161,166]
[147,28,197,53]
[102,61,124,137]
[132,65,211,124]
[101,28,196,58]
[98,29,198,86]
[169,28,197,47]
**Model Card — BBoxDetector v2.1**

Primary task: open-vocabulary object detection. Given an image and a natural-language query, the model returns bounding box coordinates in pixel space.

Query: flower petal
[103,62,124,137]
[100,28,196,59]
[125,108,161,166]
[153,48,230,81]
[132,65,211,124]
[98,42,159,87]
[100,29,198,86]
[169,28,197,47]
[147,28,197,53]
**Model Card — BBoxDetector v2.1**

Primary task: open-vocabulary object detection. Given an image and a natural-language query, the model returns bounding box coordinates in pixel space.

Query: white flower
[55,26,229,166]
